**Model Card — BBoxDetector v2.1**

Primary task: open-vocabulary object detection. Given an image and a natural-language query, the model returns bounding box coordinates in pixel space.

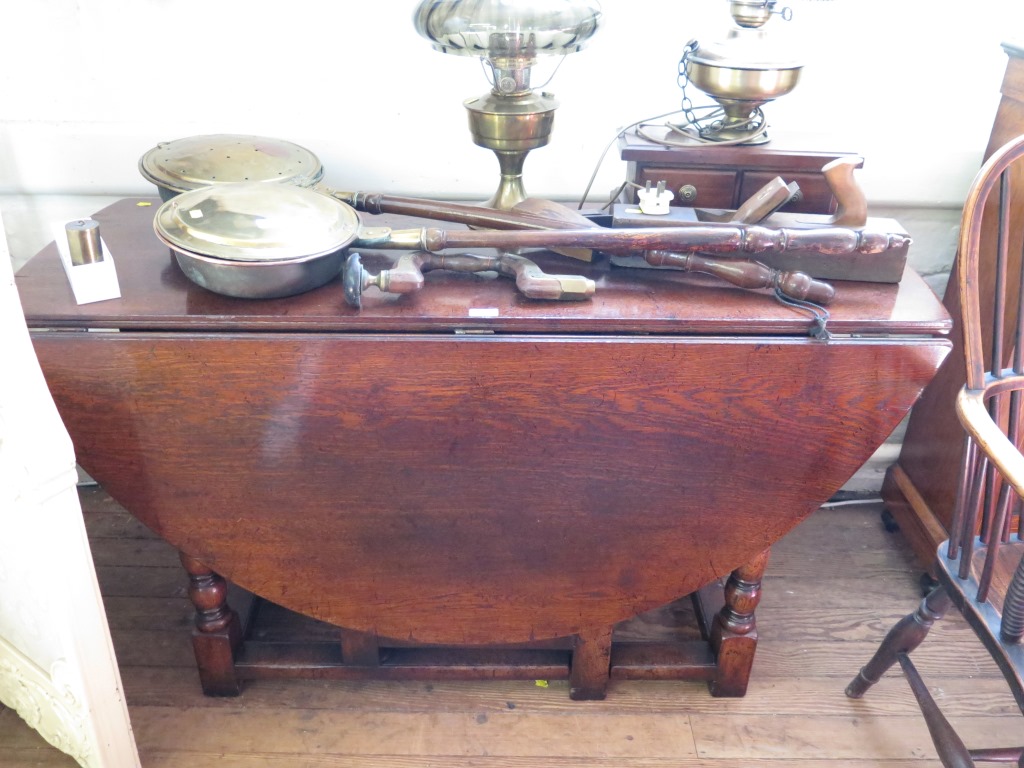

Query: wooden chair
[846,133,1024,767]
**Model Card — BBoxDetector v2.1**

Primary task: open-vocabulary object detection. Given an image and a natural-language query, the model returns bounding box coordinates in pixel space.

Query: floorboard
[3,488,1022,767]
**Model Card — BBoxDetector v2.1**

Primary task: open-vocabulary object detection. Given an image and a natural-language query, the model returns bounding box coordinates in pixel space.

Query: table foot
[708,549,769,697]
[181,552,243,696]
[569,627,613,700]
[340,628,381,667]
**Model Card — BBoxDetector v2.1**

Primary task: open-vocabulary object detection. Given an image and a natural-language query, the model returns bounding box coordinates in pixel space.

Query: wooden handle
[420,224,907,257]
[774,270,836,306]
[377,253,428,294]
[338,191,586,232]
[644,251,835,305]
[822,157,868,228]
[497,255,595,300]
[339,192,598,262]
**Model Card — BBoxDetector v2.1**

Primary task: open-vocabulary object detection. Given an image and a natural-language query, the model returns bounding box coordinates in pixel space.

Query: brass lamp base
[683,25,802,147]
[465,90,559,209]
[703,98,772,144]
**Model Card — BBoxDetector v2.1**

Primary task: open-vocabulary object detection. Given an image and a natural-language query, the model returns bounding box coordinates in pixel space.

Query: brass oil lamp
[413,0,602,209]
[683,0,801,144]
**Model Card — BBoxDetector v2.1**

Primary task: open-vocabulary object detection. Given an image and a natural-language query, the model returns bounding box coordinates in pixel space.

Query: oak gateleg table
[16,198,951,700]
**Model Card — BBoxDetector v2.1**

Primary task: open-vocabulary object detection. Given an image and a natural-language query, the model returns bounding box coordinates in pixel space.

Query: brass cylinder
[65,219,103,265]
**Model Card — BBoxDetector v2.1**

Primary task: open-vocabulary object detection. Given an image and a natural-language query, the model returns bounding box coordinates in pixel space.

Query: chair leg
[846,586,952,698]
[898,653,975,768]
[963,747,1024,764]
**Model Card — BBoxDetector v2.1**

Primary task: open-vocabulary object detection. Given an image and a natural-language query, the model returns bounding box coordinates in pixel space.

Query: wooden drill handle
[426,253,595,301]
[349,251,595,305]
[644,251,836,305]
[496,255,595,300]
[376,253,429,294]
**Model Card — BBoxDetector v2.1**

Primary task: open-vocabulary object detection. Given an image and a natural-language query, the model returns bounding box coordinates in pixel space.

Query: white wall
[1,0,1020,277]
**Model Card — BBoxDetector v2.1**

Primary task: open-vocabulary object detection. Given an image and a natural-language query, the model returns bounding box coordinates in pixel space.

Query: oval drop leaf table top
[18,198,952,645]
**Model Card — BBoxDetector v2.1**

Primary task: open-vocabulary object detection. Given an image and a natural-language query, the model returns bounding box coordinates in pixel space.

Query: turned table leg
[180,552,243,696]
[570,626,613,700]
[708,548,770,697]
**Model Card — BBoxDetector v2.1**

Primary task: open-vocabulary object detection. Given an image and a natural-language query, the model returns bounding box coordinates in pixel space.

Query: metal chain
[676,38,768,141]
[676,40,702,130]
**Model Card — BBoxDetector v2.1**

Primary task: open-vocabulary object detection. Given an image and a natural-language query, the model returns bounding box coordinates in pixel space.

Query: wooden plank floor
[3,488,1023,767]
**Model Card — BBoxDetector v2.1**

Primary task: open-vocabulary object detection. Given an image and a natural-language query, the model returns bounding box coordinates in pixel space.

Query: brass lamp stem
[487,151,530,210]
[465,90,559,210]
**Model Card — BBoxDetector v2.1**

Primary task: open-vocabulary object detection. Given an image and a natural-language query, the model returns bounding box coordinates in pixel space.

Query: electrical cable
[576,108,770,210]
[575,108,687,210]
[647,111,769,147]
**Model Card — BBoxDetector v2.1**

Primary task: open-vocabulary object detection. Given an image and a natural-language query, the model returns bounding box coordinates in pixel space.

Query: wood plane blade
[698,177,801,224]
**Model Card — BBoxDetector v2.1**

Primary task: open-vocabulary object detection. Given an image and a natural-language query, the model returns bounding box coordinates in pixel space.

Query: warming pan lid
[139,134,324,195]
[154,182,360,263]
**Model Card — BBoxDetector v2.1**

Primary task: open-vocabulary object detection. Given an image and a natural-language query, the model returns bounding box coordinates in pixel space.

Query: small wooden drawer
[634,168,737,208]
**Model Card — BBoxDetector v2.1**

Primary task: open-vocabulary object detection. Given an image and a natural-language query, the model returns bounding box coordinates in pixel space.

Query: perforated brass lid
[154,183,359,262]
[139,134,324,195]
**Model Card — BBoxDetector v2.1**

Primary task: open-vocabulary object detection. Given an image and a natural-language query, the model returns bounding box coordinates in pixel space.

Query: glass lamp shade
[413,0,602,77]
[412,0,602,209]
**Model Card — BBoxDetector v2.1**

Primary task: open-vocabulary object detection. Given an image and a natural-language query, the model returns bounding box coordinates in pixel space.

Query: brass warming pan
[140,134,324,201]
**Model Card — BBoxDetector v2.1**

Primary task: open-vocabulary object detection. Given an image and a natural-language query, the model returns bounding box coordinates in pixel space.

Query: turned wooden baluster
[845,587,953,699]
[418,223,908,256]
[180,552,243,696]
[644,250,835,305]
[709,549,770,697]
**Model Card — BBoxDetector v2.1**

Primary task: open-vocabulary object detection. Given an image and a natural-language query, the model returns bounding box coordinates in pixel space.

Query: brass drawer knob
[678,184,698,202]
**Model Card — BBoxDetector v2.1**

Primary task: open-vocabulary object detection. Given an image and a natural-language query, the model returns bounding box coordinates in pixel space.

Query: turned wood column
[709,549,770,697]
[180,552,243,696]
